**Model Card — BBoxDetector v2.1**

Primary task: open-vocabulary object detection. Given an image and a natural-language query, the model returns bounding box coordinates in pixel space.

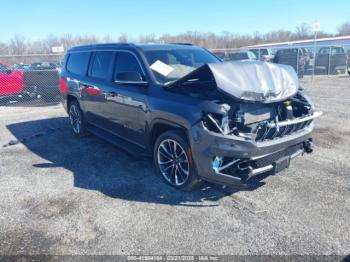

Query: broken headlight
[202,103,237,136]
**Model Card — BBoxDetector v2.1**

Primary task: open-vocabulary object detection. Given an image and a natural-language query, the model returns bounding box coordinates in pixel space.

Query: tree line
[1,22,350,55]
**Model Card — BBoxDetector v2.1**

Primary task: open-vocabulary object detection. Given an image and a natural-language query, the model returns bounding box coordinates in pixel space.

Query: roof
[69,43,199,52]
[135,43,199,50]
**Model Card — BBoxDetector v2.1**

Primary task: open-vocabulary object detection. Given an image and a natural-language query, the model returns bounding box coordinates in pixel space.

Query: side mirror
[115,72,148,87]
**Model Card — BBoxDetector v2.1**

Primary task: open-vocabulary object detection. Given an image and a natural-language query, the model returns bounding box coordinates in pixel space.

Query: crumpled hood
[168,61,299,103]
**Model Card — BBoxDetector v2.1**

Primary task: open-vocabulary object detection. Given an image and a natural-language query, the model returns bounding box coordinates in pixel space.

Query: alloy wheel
[157,139,190,186]
[69,104,81,134]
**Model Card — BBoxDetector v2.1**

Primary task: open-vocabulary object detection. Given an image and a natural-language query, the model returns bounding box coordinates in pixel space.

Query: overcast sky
[1,0,348,41]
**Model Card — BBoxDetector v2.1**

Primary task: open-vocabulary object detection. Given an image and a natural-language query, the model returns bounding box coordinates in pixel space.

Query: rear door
[81,50,115,129]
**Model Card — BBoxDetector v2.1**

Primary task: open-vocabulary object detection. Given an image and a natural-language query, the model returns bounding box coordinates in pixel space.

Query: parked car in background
[347,50,350,75]
[60,43,320,191]
[0,63,24,97]
[213,51,257,61]
[249,48,274,61]
[227,51,257,61]
[0,61,60,101]
[53,61,63,71]
[11,64,29,71]
[315,46,347,74]
[273,48,309,77]
[24,62,60,101]
[29,62,59,70]
[212,51,227,61]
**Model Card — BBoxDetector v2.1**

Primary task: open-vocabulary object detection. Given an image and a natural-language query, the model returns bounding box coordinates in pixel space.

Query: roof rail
[169,43,193,46]
[69,43,134,51]
[94,43,134,47]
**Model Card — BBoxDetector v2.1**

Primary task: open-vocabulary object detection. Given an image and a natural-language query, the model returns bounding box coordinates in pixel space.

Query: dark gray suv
[60,43,321,190]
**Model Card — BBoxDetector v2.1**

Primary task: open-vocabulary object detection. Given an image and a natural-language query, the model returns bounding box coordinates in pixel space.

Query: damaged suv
[60,43,321,190]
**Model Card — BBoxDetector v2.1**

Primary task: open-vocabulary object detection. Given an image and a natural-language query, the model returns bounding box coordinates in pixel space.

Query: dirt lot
[0,76,349,256]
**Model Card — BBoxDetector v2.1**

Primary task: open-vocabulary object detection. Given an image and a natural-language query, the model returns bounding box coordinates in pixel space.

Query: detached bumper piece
[212,140,312,185]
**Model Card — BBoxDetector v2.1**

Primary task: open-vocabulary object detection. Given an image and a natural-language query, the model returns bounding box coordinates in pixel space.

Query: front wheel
[154,130,200,191]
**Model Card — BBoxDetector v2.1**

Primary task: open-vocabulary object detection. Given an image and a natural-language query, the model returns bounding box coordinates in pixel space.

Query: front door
[106,51,148,147]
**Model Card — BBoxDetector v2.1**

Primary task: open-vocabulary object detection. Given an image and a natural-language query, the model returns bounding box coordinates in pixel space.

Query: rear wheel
[154,130,200,191]
[68,100,87,136]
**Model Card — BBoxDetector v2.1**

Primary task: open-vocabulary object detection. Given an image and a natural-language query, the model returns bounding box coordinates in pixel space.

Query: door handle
[108,91,118,97]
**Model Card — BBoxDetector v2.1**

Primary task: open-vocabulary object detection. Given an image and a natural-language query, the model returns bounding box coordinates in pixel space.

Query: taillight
[59,77,69,94]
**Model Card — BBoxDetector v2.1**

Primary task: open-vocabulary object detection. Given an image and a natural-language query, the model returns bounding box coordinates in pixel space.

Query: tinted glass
[213,52,226,59]
[260,49,268,55]
[247,52,257,60]
[66,52,91,75]
[90,51,113,79]
[29,62,56,70]
[143,48,219,84]
[114,52,143,80]
[332,47,344,54]
[0,64,8,72]
[250,49,259,57]
[228,52,249,61]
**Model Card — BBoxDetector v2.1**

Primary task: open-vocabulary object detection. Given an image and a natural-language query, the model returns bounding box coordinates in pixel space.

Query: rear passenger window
[114,52,143,81]
[66,52,91,75]
[90,51,114,79]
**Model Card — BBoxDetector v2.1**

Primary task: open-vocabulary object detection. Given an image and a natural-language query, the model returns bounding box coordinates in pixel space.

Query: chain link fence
[0,54,63,107]
[211,44,350,78]
[0,44,349,107]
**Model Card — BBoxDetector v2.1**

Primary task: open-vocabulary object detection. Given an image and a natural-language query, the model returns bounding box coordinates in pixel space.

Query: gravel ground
[0,76,349,257]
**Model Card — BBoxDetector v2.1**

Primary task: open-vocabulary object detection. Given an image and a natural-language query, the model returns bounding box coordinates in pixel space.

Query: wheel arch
[66,94,79,109]
[149,119,191,150]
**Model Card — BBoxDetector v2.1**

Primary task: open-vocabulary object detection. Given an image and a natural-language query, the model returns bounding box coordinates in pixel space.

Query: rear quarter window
[66,52,91,75]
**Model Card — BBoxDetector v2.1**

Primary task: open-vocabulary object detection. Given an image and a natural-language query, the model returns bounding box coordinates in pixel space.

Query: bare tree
[60,34,75,51]
[9,35,27,55]
[103,35,115,43]
[118,34,128,43]
[139,34,156,43]
[2,20,344,57]
[295,23,312,40]
[337,21,350,36]
[0,41,8,55]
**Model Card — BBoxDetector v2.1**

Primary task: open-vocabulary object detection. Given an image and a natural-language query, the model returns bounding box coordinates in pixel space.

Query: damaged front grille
[255,120,312,142]
[202,93,321,143]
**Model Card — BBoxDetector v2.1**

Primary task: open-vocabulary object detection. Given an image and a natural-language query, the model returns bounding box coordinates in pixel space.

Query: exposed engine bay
[202,92,321,142]
[166,60,322,184]
[166,60,322,142]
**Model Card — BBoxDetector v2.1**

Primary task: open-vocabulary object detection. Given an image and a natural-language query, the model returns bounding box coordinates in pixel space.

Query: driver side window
[114,52,144,81]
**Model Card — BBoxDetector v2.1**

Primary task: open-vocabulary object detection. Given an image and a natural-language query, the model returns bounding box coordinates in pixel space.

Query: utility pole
[312,21,320,80]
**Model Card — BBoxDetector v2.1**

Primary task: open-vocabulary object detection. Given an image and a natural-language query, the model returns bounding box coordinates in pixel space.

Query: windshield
[143,48,220,84]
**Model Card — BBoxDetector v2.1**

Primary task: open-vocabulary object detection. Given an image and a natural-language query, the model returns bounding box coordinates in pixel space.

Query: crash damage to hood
[167,61,299,103]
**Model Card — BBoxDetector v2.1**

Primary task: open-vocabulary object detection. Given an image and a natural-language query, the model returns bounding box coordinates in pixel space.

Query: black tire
[68,100,87,137]
[154,130,200,191]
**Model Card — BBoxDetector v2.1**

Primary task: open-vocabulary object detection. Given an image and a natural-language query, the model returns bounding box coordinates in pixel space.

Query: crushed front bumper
[190,121,315,187]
